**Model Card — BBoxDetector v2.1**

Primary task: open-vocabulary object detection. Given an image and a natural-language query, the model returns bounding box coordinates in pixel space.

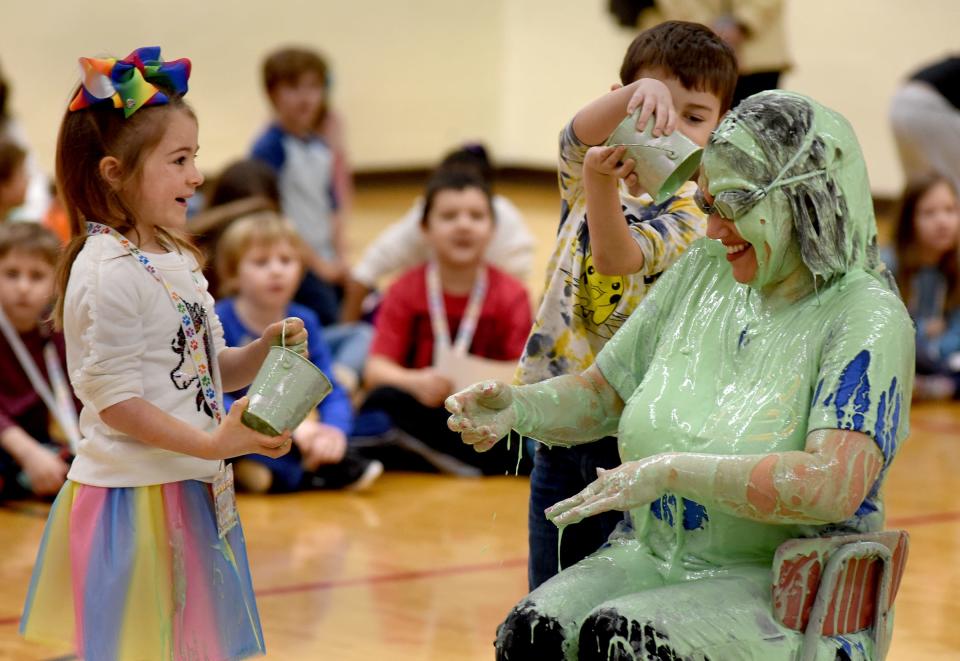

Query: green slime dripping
[468,92,913,660]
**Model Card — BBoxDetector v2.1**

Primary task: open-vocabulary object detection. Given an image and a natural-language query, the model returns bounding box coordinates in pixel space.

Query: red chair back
[772,530,909,635]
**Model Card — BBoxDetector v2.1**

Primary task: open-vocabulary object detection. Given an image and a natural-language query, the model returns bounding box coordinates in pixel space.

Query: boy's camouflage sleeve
[557,121,590,207]
[627,184,707,276]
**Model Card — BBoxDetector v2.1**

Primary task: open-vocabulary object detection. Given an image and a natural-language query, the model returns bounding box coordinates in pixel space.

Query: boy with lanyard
[0,222,78,498]
[515,21,737,588]
[360,168,532,476]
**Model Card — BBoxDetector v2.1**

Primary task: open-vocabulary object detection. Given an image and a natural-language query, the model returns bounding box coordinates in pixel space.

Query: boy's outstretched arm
[583,145,645,275]
[571,78,677,146]
[578,79,678,275]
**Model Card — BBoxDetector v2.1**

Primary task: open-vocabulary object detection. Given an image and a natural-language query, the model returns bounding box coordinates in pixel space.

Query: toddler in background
[0,222,76,499]
[887,176,960,399]
[215,212,382,492]
[360,167,532,476]
[252,46,346,326]
[195,157,373,390]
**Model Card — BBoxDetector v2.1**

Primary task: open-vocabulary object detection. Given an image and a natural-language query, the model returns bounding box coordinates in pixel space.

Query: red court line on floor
[0,557,528,628]
[6,507,960,627]
[256,556,527,598]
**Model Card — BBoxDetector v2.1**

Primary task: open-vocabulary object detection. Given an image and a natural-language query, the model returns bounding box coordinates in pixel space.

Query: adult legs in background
[294,270,341,327]
[890,81,960,196]
[323,321,374,377]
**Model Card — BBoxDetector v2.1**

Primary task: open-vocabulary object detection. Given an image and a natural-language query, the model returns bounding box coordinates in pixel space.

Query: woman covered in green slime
[446,91,914,661]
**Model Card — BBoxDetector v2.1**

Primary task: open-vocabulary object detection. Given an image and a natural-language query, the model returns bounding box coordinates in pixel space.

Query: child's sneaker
[344,458,383,492]
[301,452,383,491]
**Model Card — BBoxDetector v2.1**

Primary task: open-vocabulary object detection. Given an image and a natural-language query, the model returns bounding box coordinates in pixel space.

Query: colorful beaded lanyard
[425,261,488,361]
[86,222,221,423]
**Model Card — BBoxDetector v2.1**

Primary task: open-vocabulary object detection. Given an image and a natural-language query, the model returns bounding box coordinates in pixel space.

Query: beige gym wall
[1,0,956,196]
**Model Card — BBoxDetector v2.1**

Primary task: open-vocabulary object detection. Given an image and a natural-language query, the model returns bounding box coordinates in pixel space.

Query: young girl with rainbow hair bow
[19,46,306,660]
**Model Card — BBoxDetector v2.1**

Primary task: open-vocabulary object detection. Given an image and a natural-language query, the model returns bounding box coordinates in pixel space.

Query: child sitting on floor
[886,176,960,399]
[360,168,532,476]
[216,212,382,492]
[0,222,76,499]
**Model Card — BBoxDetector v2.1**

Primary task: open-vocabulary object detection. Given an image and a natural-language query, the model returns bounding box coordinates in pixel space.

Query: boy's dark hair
[439,144,495,187]
[619,21,738,113]
[0,137,26,183]
[0,222,61,266]
[207,159,281,209]
[421,168,493,227]
[262,47,329,94]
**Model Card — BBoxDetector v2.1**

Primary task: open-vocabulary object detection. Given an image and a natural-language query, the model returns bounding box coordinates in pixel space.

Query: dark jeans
[528,437,624,590]
[295,270,341,327]
[732,70,782,109]
[358,386,531,476]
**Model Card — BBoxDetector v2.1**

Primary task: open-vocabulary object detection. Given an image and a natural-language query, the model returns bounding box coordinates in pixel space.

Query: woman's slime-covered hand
[546,429,885,529]
[546,458,665,526]
[445,380,516,452]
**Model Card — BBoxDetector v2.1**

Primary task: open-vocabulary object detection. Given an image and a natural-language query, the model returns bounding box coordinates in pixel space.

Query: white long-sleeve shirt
[65,234,226,487]
[351,194,536,287]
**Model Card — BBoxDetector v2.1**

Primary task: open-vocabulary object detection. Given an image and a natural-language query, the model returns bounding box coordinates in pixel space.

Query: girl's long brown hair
[53,89,203,327]
[893,176,960,311]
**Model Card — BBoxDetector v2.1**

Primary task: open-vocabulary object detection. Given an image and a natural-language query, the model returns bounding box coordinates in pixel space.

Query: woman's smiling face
[699,185,759,284]
[700,147,806,290]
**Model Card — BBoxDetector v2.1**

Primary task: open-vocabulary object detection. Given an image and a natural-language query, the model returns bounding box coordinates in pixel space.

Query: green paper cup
[241,345,332,436]
[606,110,703,203]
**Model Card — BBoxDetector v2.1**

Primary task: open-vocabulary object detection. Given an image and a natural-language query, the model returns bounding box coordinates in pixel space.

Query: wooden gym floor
[1,180,958,660]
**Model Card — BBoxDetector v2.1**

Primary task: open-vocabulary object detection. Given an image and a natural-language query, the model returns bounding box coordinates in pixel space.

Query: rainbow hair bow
[68,46,191,118]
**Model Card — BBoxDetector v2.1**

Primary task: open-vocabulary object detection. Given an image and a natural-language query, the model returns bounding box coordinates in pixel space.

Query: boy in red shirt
[361,168,532,475]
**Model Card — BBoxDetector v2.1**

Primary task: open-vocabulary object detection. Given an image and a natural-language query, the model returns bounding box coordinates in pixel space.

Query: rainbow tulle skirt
[20,480,265,660]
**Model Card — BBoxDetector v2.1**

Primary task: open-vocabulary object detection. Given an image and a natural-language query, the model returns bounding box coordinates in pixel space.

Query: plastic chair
[772,530,909,661]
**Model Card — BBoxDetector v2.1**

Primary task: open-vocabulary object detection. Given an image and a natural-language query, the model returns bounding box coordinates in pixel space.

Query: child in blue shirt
[251,47,345,326]
[216,212,381,492]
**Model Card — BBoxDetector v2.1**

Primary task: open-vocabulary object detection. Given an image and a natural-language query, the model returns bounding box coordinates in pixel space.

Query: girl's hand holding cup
[263,317,308,357]
[208,396,293,460]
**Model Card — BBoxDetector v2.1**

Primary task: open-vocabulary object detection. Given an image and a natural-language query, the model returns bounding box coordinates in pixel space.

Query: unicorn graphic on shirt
[169,300,214,419]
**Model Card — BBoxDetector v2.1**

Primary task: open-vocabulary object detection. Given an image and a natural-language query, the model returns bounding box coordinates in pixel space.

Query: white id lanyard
[425,262,488,363]
[0,307,80,454]
[88,222,237,536]
[87,222,222,423]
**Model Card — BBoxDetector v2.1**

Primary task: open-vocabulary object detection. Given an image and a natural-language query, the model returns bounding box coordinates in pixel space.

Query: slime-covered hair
[707,91,897,294]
